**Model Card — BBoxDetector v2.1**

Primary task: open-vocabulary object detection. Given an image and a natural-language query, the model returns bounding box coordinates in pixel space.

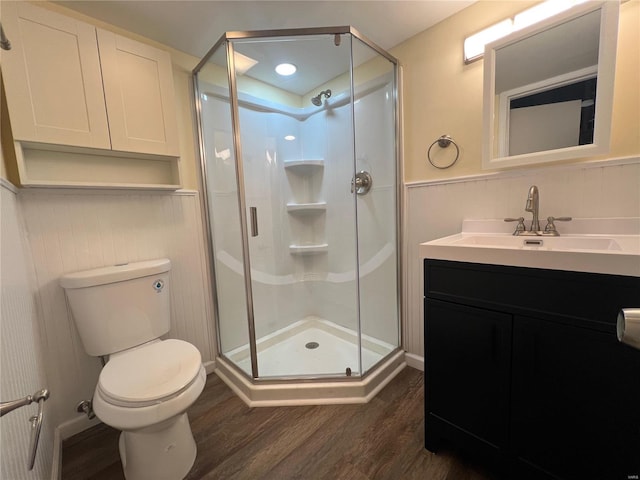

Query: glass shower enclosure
[193,27,401,386]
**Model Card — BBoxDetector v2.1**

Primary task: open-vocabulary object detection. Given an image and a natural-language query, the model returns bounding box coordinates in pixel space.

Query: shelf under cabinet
[289,243,329,255]
[12,142,182,190]
[286,202,327,214]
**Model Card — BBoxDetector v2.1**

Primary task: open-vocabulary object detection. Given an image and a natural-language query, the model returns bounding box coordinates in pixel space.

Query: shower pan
[193,26,403,405]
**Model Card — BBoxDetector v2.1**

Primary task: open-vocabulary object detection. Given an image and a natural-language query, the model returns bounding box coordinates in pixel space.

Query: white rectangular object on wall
[508,100,581,156]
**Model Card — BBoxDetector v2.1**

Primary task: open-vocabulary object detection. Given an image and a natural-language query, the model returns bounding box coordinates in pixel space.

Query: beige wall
[3,1,638,188]
[393,0,640,182]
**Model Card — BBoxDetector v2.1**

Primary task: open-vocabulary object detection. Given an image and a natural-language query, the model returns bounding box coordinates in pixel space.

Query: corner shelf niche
[289,243,329,256]
[286,202,327,214]
[284,158,327,257]
[283,159,324,170]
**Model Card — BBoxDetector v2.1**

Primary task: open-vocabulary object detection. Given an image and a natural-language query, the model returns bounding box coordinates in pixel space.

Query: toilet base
[118,412,197,480]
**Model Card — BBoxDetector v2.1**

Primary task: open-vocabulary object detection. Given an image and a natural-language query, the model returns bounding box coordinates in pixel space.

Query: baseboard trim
[51,416,100,480]
[203,359,216,375]
[57,415,101,441]
[405,352,424,371]
[51,427,62,480]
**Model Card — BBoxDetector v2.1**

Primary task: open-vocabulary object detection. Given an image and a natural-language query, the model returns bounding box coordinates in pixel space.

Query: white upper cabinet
[2,2,179,158]
[1,2,111,149]
[97,29,179,156]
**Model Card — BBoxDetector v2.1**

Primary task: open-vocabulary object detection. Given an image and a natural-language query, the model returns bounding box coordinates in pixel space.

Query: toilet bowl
[60,259,205,480]
[94,339,206,480]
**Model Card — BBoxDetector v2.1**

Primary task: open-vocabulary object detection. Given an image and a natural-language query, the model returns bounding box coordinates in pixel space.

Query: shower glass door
[230,33,360,378]
[352,37,400,375]
[195,44,251,367]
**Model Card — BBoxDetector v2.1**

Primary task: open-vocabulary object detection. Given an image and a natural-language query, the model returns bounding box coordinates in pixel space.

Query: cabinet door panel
[512,315,640,480]
[2,2,110,148]
[425,299,512,448]
[97,30,179,156]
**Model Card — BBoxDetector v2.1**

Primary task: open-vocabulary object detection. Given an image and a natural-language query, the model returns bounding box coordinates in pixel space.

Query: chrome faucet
[525,185,540,232]
[505,185,572,236]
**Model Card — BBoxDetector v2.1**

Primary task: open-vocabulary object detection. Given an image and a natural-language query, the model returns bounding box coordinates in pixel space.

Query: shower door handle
[250,207,258,237]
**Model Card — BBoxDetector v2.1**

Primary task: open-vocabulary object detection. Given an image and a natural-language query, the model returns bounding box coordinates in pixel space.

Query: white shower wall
[202,78,398,355]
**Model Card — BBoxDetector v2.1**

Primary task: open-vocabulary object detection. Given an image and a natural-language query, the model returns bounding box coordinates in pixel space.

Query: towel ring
[427,135,459,169]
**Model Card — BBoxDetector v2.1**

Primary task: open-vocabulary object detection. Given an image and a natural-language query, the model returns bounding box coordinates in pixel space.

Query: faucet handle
[505,217,526,235]
[544,216,572,234]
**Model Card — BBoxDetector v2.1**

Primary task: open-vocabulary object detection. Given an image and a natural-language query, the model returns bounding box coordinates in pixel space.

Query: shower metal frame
[192,26,404,384]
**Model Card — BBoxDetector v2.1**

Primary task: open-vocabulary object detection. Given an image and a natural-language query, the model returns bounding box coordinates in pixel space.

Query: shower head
[311,89,332,106]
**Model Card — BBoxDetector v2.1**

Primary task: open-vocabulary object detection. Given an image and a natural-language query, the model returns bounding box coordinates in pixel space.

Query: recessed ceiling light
[284,135,296,141]
[275,63,297,76]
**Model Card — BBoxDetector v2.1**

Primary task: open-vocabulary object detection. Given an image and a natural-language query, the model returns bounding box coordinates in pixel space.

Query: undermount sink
[421,218,640,277]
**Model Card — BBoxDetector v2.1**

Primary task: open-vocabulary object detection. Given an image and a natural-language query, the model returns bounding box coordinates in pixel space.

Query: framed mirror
[482,1,619,170]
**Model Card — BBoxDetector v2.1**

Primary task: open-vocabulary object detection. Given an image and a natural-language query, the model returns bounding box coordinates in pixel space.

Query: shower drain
[305,341,319,349]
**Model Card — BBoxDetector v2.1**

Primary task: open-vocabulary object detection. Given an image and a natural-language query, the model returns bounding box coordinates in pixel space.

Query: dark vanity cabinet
[424,259,640,480]
[425,300,511,464]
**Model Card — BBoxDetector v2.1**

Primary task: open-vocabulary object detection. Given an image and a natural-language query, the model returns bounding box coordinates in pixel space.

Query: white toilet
[60,258,206,480]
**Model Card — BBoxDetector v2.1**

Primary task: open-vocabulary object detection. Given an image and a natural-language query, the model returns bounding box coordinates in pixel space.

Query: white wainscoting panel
[17,189,215,431]
[403,159,640,360]
[1,182,54,480]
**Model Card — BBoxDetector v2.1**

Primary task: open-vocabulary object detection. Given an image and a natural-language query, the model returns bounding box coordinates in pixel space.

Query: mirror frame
[482,1,619,170]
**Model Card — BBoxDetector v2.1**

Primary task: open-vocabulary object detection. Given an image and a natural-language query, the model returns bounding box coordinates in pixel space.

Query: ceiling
[55,1,474,59]
[55,1,474,97]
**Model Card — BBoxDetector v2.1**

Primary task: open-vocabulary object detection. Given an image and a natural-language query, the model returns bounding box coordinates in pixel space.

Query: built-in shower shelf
[283,159,325,170]
[286,202,327,214]
[289,243,329,255]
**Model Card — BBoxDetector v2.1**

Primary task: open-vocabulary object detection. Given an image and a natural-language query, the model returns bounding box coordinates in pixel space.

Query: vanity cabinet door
[511,315,640,480]
[1,2,111,149]
[97,30,179,157]
[425,299,512,455]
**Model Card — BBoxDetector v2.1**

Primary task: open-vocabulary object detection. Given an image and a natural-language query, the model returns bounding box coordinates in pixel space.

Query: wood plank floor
[62,367,497,480]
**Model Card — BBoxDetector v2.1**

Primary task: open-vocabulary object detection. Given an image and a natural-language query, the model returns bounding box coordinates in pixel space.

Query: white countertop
[420,218,640,277]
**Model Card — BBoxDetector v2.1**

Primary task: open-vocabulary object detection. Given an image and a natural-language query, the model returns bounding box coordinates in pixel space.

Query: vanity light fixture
[463,0,589,63]
[464,19,513,64]
[275,63,297,76]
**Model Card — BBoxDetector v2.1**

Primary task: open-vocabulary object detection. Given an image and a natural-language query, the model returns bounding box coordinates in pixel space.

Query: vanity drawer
[424,259,640,330]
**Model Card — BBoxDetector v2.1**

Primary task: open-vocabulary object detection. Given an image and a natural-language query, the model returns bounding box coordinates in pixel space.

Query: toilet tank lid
[59,259,171,289]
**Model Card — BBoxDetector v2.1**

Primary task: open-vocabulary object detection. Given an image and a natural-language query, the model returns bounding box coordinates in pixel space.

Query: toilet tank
[59,259,171,356]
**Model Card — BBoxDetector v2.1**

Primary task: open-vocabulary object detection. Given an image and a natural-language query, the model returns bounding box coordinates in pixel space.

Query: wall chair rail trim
[406,155,640,188]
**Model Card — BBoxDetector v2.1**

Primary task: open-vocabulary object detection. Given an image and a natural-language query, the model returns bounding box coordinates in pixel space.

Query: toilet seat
[98,339,202,408]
